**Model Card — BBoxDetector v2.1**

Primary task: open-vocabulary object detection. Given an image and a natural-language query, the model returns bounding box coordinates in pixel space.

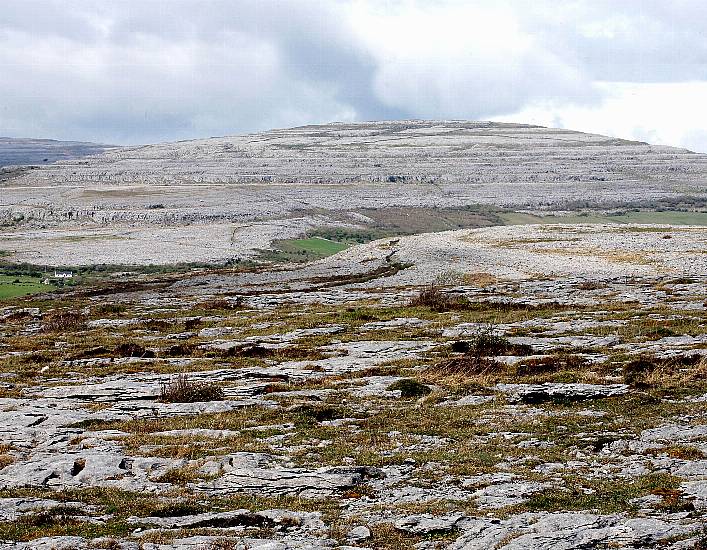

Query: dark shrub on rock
[114,342,155,358]
[430,354,504,377]
[387,378,432,398]
[622,353,704,388]
[450,326,532,357]
[408,285,467,312]
[288,404,345,423]
[471,328,532,356]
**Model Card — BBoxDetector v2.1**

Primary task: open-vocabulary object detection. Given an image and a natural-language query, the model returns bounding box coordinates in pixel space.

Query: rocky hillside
[0,122,706,549]
[0,225,705,549]
[6,121,707,186]
[2,121,706,267]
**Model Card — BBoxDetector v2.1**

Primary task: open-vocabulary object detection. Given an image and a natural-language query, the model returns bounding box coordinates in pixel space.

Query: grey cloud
[0,0,705,143]
[522,0,707,82]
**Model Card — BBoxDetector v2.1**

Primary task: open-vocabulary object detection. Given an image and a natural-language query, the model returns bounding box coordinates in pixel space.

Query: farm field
[0,274,53,300]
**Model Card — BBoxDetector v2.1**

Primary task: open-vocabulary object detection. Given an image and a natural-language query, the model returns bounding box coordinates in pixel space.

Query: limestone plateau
[0,121,706,550]
[1,121,706,266]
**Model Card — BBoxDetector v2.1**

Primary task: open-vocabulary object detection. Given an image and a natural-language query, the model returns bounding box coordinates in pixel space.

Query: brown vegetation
[42,310,86,332]
[159,374,225,403]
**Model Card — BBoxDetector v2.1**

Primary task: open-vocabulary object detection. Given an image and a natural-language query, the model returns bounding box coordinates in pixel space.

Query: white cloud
[493,82,707,153]
[350,1,598,118]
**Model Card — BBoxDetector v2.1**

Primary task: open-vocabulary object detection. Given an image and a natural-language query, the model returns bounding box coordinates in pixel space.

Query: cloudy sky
[2,0,707,151]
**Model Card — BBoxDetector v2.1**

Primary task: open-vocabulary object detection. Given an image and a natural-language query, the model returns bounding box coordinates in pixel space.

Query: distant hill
[4,120,701,187]
[0,137,115,168]
[1,121,706,268]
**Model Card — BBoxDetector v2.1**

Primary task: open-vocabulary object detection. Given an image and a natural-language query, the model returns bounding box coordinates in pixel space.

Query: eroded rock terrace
[0,248,705,549]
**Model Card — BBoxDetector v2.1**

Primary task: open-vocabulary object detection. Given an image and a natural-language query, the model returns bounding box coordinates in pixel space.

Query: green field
[500,210,707,226]
[287,237,349,255]
[262,237,349,263]
[0,275,54,300]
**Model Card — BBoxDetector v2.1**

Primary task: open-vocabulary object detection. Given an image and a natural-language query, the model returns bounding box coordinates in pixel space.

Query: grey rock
[448,512,698,550]
[8,537,89,550]
[641,424,707,443]
[441,395,495,407]
[681,480,707,509]
[0,498,97,522]
[496,383,629,403]
[200,464,379,498]
[360,318,430,331]
[472,481,551,509]
[507,335,619,352]
[0,449,185,491]
[394,513,466,535]
[347,525,371,542]
[139,535,343,549]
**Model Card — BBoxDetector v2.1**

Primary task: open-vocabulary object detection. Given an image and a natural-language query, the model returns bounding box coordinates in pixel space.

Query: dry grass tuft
[429,354,504,379]
[515,354,587,376]
[159,374,225,403]
[408,285,467,312]
[463,272,498,287]
[623,354,707,389]
[197,296,244,311]
[386,378,432,398]
[446,325,533,357]
[0,454,14,470]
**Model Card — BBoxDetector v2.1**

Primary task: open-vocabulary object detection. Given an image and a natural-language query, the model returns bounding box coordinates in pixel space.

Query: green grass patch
[500,210,707,226]
[261,237,349,263]
[512,473,682,515]
[0,274,54,300]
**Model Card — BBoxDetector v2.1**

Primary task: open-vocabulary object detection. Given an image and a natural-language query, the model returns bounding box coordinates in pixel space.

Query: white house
[53,271,74,279]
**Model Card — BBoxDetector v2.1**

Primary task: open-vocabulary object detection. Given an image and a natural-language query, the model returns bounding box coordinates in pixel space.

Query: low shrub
[70,346,110,360]
[155,466,201,486]
[650,487,695,513]
[0,453,14,470]
[387,378,432,398]
[114,342,155,358]
[92,303,126,315]
[159,374,225,403]
[198,296,244,311]
[288,404,346,423]
[408,285,467,312]
[184,317,202,330]
[150,501,206,518]
[577,281,606,290]
[623,354,705,388]
[163,343,196,357]
[203,343,272,359]
[515,355,587,376]
[451,326,533,357]
[471,328,533,356]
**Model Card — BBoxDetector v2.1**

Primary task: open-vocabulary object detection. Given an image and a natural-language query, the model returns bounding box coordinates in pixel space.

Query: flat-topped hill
[6,120,707,186]
[2,121,706,267]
